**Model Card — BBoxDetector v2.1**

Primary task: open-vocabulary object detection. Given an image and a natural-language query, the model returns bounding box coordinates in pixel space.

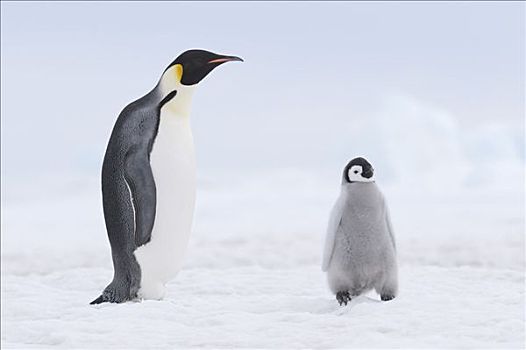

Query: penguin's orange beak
[207,56,244,64]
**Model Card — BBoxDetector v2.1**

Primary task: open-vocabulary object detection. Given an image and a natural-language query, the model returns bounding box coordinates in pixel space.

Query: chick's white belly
[134,116,196,300]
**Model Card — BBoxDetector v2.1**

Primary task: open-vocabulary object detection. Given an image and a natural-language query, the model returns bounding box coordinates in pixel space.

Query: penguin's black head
[343,157,375,183]
[167,49,243,86]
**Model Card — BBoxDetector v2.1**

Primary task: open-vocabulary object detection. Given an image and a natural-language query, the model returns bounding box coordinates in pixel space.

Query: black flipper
[124,148,157,247]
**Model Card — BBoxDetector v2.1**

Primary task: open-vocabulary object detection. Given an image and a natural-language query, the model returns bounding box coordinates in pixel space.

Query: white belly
[134,109,196,300]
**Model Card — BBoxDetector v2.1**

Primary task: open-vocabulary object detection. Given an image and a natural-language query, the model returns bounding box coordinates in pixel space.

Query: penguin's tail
[90,295,105,305]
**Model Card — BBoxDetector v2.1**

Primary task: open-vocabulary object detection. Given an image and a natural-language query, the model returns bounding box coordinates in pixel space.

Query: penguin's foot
[381,293,395,302]
[90,281,133,304]
[336,291,351,306]
[90,295,105,305]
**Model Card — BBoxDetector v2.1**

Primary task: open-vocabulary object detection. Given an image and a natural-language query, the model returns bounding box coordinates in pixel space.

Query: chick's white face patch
[348,165,374,182]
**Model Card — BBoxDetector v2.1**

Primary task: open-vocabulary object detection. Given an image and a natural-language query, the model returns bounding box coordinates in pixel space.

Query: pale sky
[1,1,524,195]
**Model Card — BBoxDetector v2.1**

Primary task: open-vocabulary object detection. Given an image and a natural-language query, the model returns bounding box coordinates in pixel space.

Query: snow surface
[1,172,524,349]
[2,266,523,349]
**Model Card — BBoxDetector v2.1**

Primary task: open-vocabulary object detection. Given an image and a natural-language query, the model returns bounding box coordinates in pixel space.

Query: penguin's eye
[353,170,359,174]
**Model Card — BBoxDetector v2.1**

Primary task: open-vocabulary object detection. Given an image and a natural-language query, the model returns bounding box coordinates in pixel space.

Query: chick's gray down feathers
[323,182,398,301]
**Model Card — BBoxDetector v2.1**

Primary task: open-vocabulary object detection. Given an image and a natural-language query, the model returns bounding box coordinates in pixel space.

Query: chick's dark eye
[354,170,359,174]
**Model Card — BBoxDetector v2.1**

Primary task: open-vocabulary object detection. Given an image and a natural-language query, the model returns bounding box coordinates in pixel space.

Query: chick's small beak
[362,169,374,179]
[207,55,244,64]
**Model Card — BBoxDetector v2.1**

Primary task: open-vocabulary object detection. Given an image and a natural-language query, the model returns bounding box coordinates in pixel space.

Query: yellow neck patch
[160,63,184,97]
[162,64,183,84]
[159,63,195,116]
[172,64,183,82]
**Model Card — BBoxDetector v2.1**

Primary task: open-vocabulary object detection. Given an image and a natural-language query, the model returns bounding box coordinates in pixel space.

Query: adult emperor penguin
[91,49,243,304]
[322,157,398,306]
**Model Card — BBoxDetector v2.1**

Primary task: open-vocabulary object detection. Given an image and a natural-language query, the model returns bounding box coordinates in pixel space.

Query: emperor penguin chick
[322,157,398,306]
